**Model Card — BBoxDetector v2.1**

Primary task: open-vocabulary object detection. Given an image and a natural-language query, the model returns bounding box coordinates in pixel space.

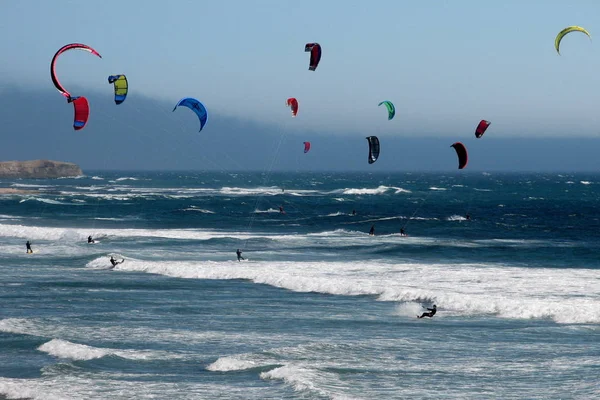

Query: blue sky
[1,0,599,138]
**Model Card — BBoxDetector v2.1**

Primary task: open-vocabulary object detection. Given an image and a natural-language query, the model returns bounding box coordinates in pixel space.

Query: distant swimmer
[352,209,357,216]
[26,240,33,254]
[400,227,407,236]
[236,249,245,261]
[369,224,375,236]
[417,304,437,319]
[279,205,285,214]
[87,235,95,244]
[465,214,471,221]
[109,256,124,268]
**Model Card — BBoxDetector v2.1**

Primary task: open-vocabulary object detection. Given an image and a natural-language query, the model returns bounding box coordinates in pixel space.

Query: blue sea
[0,171,599,399]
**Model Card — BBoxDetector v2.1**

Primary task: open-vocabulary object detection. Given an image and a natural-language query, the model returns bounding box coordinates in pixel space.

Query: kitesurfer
[418,304,437,319]
[26,240,33,254]
[465,214,471,221]
[236,249,245,261]
[87,235,95,244]
[279,206,285,214]
[400,228,406,236]
[352,209,357,216]
[369,225,375,236]
[109,256,124,268]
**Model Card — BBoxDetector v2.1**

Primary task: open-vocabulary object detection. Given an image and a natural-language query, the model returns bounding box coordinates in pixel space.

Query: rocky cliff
[0,160,83,178]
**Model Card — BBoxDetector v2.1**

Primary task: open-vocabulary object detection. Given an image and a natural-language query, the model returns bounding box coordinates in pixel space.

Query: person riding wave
[109,256,124,268]
[236,249,245,261]
[418,304,437,319]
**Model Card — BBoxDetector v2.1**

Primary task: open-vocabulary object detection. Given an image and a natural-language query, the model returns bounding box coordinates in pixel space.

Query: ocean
[0,171,598,399]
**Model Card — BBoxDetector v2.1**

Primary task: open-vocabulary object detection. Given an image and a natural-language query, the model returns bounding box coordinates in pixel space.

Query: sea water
[0,171,598,399]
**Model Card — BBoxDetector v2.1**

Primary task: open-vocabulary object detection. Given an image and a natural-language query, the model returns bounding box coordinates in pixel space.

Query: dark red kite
[304,43,322,71]
[303,141,311,153]
[475,120,491,138]
[451,142,468,169]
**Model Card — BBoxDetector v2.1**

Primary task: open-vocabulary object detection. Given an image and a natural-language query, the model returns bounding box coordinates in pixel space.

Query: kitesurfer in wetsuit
[418,304,437,319]
[352,209,357,216]
[400,228,406,236]
[109,256,124,268]
[87,235,95,244]
[369,225,375,236]
[26,240,33,254]
[236,249,245,261]
[465,214,471,221]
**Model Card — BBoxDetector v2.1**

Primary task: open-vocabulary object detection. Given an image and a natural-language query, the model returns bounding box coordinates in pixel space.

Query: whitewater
[0,171,598,399]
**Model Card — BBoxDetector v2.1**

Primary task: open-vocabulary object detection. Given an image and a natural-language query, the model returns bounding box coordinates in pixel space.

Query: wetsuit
[88,236,94,243]
[369,225,375,236]
[110,257,117,267]
[400,228,406,236]
[26,241,32,254]
[418,306,437,319]
[236,249,244,261]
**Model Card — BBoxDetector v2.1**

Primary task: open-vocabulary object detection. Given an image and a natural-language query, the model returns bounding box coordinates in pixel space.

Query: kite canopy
[286,97,299,117]
[378,101,395,120]
[304,43,322,71]
[303,141,311,153]
[72,97,90,131]
[50,43,102,100]
[451,142,468,170]
[108,75,128,105]
[173,98,208,132]
[366,136,380,164]
[475,120,491,138]
[555,26,591,54]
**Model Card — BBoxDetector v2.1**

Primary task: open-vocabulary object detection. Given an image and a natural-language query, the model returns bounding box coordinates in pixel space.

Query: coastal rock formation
[0,160,82,179]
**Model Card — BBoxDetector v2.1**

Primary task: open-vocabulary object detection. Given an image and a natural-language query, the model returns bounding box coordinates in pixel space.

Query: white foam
[90,176,104,180]
[253,208,281,214]
[447,215,467,221]
[580,181,591,185]
[341,185,393,195]
[115,177,139,182]
[206,356,258,371]
[19,197,84,206]
[428,187,447,191]
[99,257,600,324]
[182,207,215,214]
[37,339,176,361]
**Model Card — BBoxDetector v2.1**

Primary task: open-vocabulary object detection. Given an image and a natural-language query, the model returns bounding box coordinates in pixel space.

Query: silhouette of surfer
[109,256,124,268]
[26,240,33,254]
[352,209,357,216]
[400,227,406,236]
[279,205,285,214]
[369,225,375,236]
[418,304,437,319]
[88,235,95,244]
[236,249,245,261]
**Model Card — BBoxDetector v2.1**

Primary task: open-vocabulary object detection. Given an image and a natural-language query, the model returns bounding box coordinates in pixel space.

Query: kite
[108,75,128,105]
[366,136,380,164]
[304,43,322,71]
[555,26,591,54]
[72,97,90,131]
[173,98,208,132]
[451,142,468,169]
[475,120,491,138]
[50,43,102,101]
[378,101,395,120]
[286,97,299,117]
[303,141,311,153]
